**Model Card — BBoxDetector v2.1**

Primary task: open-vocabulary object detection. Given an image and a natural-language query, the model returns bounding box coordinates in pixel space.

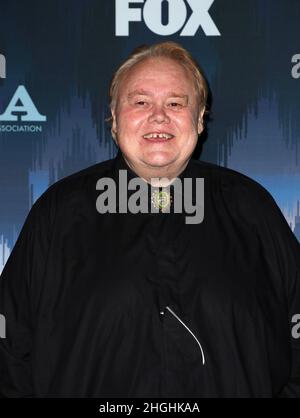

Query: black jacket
[1,150,300,397]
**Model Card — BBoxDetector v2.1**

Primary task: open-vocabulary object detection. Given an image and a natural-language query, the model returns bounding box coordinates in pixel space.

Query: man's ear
[111,109,117,133]
[111,109,118,143]
[197,107,205,135]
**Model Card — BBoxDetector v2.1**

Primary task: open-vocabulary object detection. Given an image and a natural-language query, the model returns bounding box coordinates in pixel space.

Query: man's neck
[123,156,189,187]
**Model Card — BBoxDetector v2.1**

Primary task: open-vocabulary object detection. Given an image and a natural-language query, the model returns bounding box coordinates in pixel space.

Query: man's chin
[144,158,174,169]
[143,153,176,168]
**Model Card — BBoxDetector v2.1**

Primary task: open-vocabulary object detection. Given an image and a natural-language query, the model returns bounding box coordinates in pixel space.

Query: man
[0,42,300,398]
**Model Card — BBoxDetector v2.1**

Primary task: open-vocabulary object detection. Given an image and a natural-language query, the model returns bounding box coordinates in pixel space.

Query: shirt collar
[111,148,194,182]
[111,148,196,213]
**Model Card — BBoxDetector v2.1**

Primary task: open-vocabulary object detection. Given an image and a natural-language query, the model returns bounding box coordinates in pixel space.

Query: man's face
[112,57,204,177]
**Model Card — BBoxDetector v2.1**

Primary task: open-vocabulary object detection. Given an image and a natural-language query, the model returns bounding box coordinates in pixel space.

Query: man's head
[109,42,208,181]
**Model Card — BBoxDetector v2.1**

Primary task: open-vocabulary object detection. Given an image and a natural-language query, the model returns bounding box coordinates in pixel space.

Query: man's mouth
[143,132,174,142]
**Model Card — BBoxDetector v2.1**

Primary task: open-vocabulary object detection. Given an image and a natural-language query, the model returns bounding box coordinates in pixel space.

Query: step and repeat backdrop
[0,0,300,273]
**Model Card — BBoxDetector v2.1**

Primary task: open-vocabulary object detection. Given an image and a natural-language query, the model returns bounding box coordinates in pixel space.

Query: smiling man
[110,51,205,184]
[0,42,300,398]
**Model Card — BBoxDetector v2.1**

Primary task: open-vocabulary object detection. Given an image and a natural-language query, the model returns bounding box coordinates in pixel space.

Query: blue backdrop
[0,0,300,273]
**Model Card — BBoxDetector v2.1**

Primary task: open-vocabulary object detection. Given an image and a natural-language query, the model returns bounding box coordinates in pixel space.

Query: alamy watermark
[291,54,300,79]
[291,314,300,339]
[0,53,6,79]
[96,170,204,224]
[0,314,6,338]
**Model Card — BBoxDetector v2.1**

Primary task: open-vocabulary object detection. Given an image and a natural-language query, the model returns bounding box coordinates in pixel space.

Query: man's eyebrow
[127,90,152,98]
[127,90,188,100]
[167,93,188,100]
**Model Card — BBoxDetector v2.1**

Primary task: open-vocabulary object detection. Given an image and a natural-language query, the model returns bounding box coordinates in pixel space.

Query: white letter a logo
[0,85,46,122]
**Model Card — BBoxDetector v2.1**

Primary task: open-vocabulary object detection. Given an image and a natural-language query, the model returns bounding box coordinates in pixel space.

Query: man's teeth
[143,133,174,139]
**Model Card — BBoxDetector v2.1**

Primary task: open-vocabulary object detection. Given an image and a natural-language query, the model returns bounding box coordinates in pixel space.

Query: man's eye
[135,101,148,106]
[168,102,183,108]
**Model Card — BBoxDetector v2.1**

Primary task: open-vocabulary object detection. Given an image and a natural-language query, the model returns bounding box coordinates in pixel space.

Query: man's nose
[148,104,170,124]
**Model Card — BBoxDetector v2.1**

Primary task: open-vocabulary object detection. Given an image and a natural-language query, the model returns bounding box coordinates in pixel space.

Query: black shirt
[1,149,300,397]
